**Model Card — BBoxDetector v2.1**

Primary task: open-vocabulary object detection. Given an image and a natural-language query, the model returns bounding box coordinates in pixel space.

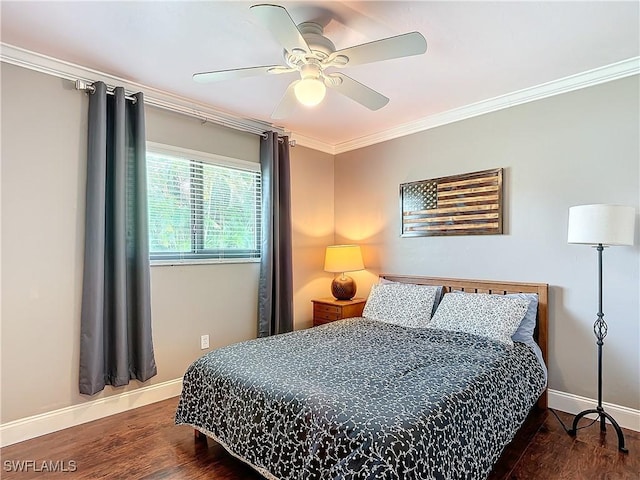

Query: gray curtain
[79,82,157,395]
[258,132,293,337]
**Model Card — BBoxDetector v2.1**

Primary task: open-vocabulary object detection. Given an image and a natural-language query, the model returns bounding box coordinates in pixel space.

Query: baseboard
[2,384,636,448]
[548,389,640,432]
[0,378,183,448]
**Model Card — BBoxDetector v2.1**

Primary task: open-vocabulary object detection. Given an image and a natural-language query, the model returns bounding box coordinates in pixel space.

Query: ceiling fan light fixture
[294,77,326,107]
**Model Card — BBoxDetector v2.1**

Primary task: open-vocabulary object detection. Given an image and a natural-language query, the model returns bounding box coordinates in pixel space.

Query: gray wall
[0,63,332,423]
[2,60,637,425]
[290,146,336,329]
[335,76,640,409]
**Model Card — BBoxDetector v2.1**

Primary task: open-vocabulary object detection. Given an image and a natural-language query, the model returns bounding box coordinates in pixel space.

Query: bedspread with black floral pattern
[175,318,545,480]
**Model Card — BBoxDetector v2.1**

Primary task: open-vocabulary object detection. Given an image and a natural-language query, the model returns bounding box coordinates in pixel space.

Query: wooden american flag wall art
[400,168,503,237]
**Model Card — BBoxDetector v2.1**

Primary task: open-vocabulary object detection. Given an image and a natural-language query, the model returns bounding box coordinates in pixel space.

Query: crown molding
[333,56,640,154]
[2,43,637,155]
[289,132,336,155]
[0,42,335,151]
[0,43,282,137]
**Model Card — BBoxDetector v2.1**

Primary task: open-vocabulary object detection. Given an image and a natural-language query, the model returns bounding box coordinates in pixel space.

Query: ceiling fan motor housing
[284,22,347,79]
[298,22,336,59]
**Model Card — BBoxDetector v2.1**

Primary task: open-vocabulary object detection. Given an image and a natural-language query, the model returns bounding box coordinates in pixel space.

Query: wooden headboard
[380,274,548,409]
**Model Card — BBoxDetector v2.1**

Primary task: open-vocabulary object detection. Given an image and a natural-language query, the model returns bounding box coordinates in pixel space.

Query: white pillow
[363,283,440,328]
[427,292,529,346]
[450,291,539,344]
[378,278,444,317]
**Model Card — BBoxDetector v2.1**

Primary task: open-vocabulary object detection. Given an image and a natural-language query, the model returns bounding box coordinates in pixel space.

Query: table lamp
[324,245,364,300]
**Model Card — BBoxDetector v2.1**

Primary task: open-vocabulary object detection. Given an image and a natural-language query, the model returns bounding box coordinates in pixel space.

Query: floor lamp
[567,204,635,453]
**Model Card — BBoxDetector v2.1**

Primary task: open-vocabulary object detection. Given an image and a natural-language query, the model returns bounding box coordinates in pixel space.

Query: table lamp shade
[324,245,364,273]
[568,204,635,246]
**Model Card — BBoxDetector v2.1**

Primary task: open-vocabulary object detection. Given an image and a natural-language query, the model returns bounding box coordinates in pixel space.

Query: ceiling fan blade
[327,73,389,111]
[328,32,427,67]
[250,4,311,54]
[193,65,292,83]
[271,81,299,119]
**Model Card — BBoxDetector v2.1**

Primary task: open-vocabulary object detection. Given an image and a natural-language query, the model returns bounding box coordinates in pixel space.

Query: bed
[175,275,548,479]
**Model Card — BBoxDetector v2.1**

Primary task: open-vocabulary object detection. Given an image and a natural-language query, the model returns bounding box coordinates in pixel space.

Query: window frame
[146,142,262,266]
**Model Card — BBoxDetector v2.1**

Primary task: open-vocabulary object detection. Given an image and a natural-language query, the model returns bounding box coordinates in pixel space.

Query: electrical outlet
[200,334,210,350]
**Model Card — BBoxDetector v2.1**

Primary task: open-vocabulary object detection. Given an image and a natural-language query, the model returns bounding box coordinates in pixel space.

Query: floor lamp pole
[568,244,628,453]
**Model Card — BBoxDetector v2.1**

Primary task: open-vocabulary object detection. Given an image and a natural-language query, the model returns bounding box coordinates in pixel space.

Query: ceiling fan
[193,4,428,119]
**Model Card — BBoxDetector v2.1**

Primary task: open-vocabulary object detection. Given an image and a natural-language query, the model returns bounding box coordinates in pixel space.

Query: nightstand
[311,297,367,326]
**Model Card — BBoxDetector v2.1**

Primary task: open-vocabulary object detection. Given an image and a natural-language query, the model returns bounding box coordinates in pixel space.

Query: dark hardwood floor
[1,397,637,479]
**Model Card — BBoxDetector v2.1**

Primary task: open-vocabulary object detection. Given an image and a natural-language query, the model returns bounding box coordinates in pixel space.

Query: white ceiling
[1,1,639,148]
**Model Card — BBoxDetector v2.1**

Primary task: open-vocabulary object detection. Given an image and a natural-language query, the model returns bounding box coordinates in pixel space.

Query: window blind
[146,148,261,262]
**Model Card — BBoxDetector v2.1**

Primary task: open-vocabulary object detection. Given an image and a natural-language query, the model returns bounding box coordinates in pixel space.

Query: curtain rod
[75,79,137,102]
[260,131,297,147]
[74,79,288,140]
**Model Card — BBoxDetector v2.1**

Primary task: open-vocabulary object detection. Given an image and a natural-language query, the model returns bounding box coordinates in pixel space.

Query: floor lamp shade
[324,245,364,300]
[567,204,635,246]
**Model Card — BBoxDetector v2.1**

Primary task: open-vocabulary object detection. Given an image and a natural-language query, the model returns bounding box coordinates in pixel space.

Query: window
[146,143,261,263]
